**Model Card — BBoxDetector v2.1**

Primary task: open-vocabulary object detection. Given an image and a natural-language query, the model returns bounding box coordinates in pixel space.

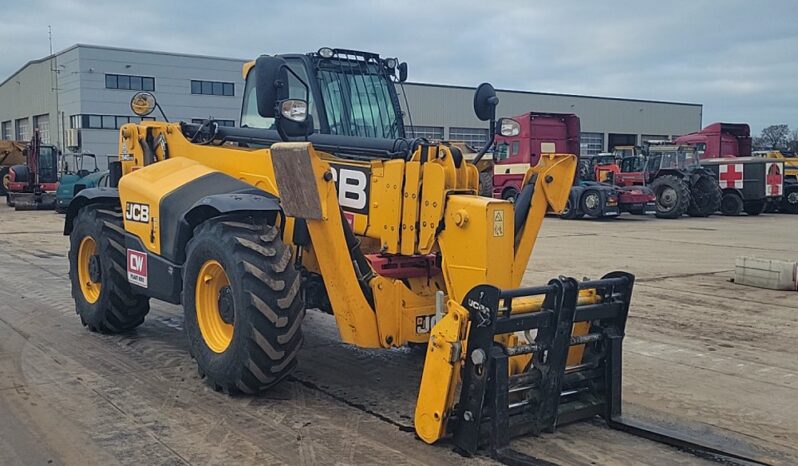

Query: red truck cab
[674,123,752,159]
[492,112,580,199]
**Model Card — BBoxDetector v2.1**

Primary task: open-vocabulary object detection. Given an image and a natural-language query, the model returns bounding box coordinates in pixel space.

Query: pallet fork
[450,273,773,466]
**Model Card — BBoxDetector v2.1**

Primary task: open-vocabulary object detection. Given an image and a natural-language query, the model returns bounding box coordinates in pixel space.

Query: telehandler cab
[65,48,766,464]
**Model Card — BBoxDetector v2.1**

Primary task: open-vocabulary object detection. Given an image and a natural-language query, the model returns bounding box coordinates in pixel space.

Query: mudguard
[63,187,120,235]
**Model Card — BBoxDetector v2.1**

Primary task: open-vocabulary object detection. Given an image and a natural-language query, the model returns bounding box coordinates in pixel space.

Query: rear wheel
[744,199,766,216]
[502,188,519,203]
[183,217,304,394]
[68,205,150,332]
[479,171,493,197]
[651,175,690,219]
[580,189,603,218]
[720,192,744,216]
[687,174,721,217]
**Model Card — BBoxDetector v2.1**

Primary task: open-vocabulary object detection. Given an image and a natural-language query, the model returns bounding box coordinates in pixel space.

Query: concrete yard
[0,205,796,465]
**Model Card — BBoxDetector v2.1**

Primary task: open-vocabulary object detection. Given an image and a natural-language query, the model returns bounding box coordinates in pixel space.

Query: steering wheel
[190,120,220,144]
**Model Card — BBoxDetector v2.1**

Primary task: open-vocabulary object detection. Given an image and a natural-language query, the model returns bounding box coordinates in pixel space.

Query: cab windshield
[241,56,402,139]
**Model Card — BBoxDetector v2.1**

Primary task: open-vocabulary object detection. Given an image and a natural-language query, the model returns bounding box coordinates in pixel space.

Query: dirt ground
[0,205,796,466]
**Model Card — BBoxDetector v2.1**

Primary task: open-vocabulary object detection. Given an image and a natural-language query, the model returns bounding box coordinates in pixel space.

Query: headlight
[280,99,308,123]
[318,47,334,59]
[386,58,397,69]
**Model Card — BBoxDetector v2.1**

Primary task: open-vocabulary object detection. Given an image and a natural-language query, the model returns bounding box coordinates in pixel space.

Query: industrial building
[0,44,703,168]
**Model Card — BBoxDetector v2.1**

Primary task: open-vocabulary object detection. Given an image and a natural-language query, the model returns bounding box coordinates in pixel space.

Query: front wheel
[0,167,9,196]
[68,205,150,332]
[781,190,798,214]
[560,197,582,219]
[183,217,304,394]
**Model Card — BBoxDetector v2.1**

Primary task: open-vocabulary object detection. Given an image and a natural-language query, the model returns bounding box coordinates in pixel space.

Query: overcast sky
[1,0,795,133]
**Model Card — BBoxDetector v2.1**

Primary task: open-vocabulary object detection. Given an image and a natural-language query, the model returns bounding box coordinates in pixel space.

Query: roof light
[318,47,334,59]
[386,58,397,69]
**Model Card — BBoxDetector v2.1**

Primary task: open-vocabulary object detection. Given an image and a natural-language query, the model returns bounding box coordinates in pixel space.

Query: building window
[191,80,235,96]
[105,74,155,91]
[192,118,235,127]
[580,132,604,156]
[641,134,668,143]
[449,127,489,148]
[74,114,155,130]
[1,121,10,140]
[15,118,29,141]
[33,114,50,144]
[406,126,444,141]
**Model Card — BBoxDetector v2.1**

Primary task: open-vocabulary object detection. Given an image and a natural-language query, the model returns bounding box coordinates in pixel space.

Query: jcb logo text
[125,202,150,223]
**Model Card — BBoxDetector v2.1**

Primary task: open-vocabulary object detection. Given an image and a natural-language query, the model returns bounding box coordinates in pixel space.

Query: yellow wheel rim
[77,236,101,303]
[2,174,9,190]
[195,259,234,353]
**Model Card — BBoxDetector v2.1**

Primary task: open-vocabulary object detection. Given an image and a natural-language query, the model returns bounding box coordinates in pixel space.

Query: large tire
[0,167,9,196]
[68,205,150,332]
[502,187,519,203]
[580,189,603,218]
[479,171,493,197]
[651,175,691,219]
[744,199,766,216]
[720,192,744,216]
[560,197,582,219]
[687,174,721,217]
[781,190,798,214]
[183,217,304,394]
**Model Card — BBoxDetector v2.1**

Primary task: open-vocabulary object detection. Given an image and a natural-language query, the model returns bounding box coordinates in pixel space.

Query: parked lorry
[752,150,798,213]
[675,122,788,214]
[675,122,752,158]
[493,112,655,219]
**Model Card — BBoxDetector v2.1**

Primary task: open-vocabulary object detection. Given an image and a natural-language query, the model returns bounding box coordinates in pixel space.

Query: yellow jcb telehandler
[64,48,767,464]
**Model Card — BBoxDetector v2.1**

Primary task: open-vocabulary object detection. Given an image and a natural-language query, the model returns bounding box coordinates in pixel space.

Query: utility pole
[49,25,63,151]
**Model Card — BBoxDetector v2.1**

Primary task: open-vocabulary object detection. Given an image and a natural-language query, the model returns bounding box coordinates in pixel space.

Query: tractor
[64,48,760,464]
[611,143,721,219]
[55,152,102,213]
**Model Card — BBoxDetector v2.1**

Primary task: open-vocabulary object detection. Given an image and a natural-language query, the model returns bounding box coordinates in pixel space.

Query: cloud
[0,0,795,133]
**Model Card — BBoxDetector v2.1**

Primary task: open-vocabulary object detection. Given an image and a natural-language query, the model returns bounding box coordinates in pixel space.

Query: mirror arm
[154,102,169,122]
[473,118,496,164]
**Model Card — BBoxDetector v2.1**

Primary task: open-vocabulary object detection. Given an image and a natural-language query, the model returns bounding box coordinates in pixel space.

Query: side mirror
[473,83,498,122]
[471,83,500,164]
[130,92,156,116]
[498,118,521,137]
[254,55,289,118]
[398,62,408,83]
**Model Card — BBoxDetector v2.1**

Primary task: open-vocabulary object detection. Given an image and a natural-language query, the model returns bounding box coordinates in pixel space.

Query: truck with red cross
[700,157,783,215]
[675,122,788,215]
